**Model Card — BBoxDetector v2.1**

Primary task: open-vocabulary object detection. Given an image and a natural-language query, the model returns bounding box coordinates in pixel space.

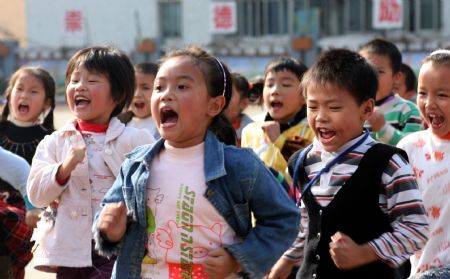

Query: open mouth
[74,95,91,107]
[428,113,444,129]
[270,101,283,110]
[317,128,336,143]
[18,103,29,114]
[134,102,145,109]
[160,107,178,127]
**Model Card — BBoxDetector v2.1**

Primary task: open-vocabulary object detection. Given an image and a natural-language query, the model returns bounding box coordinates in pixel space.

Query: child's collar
[375,94,395,106]
[76,119,108,133]
[7,117,36,127]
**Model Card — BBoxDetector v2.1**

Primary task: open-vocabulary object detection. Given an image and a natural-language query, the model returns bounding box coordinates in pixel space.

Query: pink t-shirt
[141,142,240,279]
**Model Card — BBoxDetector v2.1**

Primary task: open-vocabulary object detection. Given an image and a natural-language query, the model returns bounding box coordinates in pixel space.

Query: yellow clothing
[241,117,314,183]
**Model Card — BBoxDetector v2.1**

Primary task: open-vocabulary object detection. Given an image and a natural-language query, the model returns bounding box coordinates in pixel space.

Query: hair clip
[213,57,226,96]
[429,49,450,56]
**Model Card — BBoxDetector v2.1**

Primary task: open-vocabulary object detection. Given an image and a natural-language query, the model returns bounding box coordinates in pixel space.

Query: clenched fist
[97,202,128,242]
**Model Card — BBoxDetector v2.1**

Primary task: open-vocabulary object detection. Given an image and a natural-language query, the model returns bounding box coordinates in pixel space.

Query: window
[418,0,441,30]
[159,1,181,38]
[237,0,291,36]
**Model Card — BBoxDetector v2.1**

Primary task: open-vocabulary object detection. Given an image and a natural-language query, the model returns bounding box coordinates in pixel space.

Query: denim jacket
[93,131,300,279]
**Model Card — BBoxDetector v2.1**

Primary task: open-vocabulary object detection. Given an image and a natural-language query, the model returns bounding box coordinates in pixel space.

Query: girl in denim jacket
[94,46,300,279]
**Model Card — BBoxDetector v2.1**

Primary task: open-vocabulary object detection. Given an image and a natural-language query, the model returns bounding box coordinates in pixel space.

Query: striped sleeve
[282,203,308,264]
[375,100,423,145]
[368,153,429,267]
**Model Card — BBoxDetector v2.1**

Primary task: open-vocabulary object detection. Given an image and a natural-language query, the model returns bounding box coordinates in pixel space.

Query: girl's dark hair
[65,46,135,118]
[135,62,158,76]
[231,72,251,99]
[160,46,236,145]
[264,57,308,80]
[302,48,378,104]
[1,67,56,131]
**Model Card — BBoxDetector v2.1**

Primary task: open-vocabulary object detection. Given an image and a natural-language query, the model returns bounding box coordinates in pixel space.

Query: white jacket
[27,117,154,270]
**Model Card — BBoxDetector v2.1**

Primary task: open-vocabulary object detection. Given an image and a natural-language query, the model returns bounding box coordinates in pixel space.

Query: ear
[361,98,374,121]
[239,97,250,111]
[44,99,52,110]
[393,71,403,85]
[207,95,226,117]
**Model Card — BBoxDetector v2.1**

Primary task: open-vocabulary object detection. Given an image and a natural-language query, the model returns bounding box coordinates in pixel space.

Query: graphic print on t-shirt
[142,184,224,279]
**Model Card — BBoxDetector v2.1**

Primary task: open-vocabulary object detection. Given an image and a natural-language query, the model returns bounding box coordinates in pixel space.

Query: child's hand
[56,136,86,183]
[97,202,128,242]
[25,208,42,229]
[367,110,385,132]
[203,247,239,279]
[329,231,378,270]
[263,257,296,279]
[262,121,281,143]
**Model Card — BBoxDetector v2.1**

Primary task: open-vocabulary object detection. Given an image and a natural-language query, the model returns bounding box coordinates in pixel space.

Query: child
[394,63,417,103]
[118,62,161,140]
[267,49,429,279]
[0,67,56,164]
[241,57,314,181]
[397,49,450,278]
[0,66,55,264]
[224,72,253,146]
[0,147,32,279]
[27,46,154,278]
[93,46,300,279]
[359,38,423,145]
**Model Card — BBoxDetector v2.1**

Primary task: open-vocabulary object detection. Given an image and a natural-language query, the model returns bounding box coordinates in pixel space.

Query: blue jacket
[93,131,300,279]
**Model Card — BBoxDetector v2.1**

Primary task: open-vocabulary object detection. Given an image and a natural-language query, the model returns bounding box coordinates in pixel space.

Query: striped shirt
[366,94,423,145]
[283,133,429,268]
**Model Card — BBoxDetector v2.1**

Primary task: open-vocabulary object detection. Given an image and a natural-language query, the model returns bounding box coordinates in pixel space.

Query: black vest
[296,144,407,279]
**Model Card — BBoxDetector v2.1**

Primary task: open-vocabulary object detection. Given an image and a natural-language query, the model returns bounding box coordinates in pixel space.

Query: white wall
[182,0,212,44]
[26,0,157,52]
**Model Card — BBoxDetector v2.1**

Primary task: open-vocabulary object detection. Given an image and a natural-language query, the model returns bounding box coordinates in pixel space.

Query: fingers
[97,202,128,242]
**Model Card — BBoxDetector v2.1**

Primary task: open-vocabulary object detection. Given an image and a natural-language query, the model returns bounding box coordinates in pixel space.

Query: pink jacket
[27,117,154,271]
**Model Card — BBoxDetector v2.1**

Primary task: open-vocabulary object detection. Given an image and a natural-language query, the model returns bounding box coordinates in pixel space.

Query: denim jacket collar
[127,130,227,182]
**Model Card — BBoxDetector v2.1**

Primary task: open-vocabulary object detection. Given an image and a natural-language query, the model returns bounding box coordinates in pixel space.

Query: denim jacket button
[206,189,214,197]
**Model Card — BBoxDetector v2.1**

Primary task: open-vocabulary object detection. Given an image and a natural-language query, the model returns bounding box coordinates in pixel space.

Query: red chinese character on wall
[214,5,232,30]
[65,10,83,33]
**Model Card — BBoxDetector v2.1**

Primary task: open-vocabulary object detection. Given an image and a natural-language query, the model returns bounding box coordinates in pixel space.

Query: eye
[178,84,188,90]
[154,85,162,92]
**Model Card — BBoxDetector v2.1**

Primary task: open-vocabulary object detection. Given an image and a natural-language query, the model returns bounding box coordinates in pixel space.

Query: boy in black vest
[265,49,429,279]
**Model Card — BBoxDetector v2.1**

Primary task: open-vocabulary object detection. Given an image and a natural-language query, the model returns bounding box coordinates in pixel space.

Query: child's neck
[8,117,36,127]
[435,131,450,140]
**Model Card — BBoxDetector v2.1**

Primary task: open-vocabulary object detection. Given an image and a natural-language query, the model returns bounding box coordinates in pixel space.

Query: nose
[160,86,174,102]
[315,108,327,122]
[424,94,437,109]
[268,84,279,96]
[75,80,87,92]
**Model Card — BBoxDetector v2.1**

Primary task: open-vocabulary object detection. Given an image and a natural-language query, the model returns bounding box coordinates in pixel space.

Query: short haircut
[231,72,250,99]
[65,46,135,118]
[264,57,308,80]
[400,63,417,92]
[360,38,402,74]
[135,62,158,76]
[422,49,450,67]
[302,48,378,104]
